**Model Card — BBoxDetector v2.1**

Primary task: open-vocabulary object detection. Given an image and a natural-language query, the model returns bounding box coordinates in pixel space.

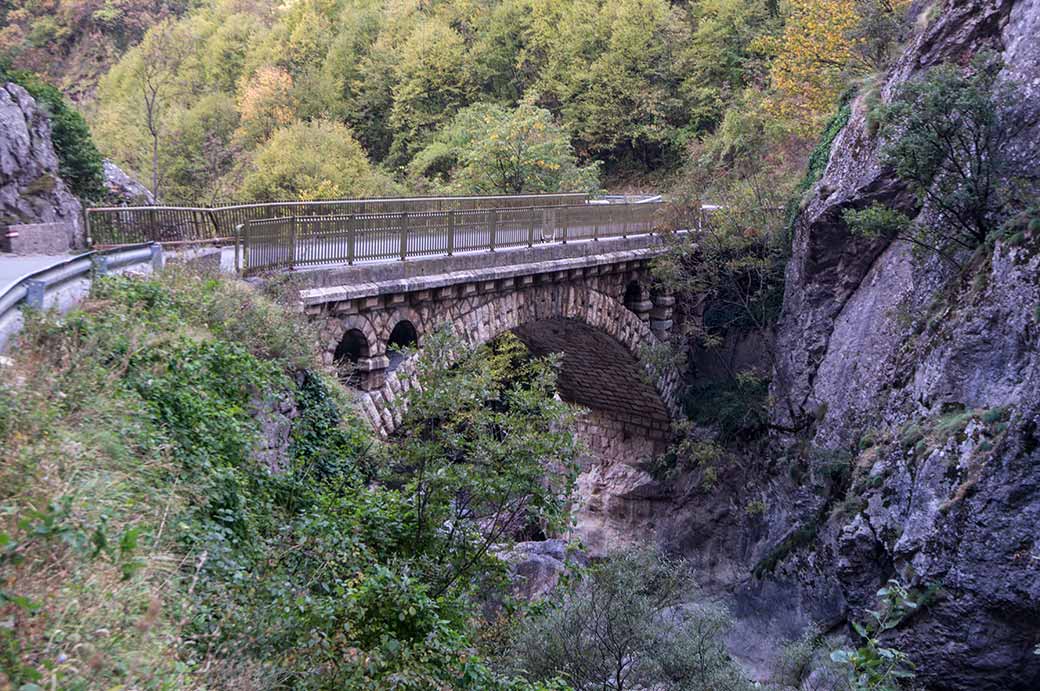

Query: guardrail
[86,193,590,247]
[0,243,163,352]
[236,201,664,276]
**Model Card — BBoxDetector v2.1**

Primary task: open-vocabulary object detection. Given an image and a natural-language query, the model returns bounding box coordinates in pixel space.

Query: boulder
[0,82,83,248]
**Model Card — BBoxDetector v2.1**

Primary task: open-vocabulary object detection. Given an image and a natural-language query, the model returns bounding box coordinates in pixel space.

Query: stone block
[3,222,72,255]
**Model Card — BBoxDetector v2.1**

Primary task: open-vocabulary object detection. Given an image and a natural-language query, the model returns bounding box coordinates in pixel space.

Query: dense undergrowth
[0,269,574,689]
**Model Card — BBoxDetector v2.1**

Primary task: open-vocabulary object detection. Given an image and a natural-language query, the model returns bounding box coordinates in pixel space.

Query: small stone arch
[327,314,380,360]
[335,329,370,364]
[381,307,425,345]
[624,278,645,305]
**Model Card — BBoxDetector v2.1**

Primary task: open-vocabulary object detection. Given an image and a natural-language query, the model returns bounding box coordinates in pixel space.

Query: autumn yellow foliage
[236,66,296,144]
[760,0,911,133]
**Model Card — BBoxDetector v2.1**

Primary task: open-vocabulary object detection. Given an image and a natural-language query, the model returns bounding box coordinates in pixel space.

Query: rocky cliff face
[660,2,1040,689]
[0,82,84,247]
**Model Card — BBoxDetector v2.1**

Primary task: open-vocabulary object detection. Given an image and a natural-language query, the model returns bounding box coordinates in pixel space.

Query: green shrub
[505,548,752,691]
[684,371,770,442]
[831,580,923,690]
[843,204,913,240]
[0,63,106,201]
[872,51,1035,260]
[1,271,572,689]
[784,91,855,235]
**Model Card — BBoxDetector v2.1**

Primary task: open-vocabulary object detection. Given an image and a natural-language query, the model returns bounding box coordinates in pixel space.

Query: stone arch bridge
[296,234,682,444]
[291,233,686,554]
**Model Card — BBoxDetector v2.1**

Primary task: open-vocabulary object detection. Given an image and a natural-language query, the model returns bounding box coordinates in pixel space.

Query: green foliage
[505,548,752,691]
[0,269,575,689]
[86,0,789,198]
[678,0,778,133]
[843,203,913,240]
[874,52,1036,258]
[388,16,476,166]
[390,326,580,597]
[786,91,854,233]
[0,64,105,201]
[830,580,921,690]
[241,119,395,201]
[684,372,771,442]
[410,101,600,194]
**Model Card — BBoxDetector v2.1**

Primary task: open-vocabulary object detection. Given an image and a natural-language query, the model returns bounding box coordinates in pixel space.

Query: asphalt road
[0,254,73,295]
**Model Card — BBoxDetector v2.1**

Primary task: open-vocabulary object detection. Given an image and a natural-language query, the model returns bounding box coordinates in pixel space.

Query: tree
[678,0,777,133]
[388,17,475,166]
[163,93,242,204]
[389,328,580,598]
[866,53,1035,256]
[410,101,600,194]
[759,0,910,132]
[843,53,1038,267]
[94,18,193,200]
[131,19,191,199]
[240,119,393,201]
[526,0,692,171]
[507,548,752,691]
[235,65,296,145]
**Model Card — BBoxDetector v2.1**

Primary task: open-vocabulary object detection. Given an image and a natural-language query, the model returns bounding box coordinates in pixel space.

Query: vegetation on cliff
[0,269,580,689]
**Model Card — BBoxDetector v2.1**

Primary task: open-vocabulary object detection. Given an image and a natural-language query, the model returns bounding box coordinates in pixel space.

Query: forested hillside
[0,0,912,205]
[0,0,189,101]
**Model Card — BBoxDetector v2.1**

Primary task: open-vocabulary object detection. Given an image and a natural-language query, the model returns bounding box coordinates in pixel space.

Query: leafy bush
[0,63,105,201]
[830,580,923,690]
[409,101,600,194]
[505,548,752,691]
[863,52,1037,260]
[0,270,573,689]
[684,372,770,442]
[390,326,580,597]
[240,119,395,201]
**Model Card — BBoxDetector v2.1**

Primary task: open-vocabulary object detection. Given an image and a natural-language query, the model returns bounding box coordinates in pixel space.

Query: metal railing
[0,243,163,352]
[86,193,590,247]
[237,201,664,276]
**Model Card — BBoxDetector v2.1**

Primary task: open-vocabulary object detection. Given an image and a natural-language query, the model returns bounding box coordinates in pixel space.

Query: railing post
[447,210,455,256]
[25,279,46,309]
[150,243,163,270]
[347,214,356,265]
[234,223,242,274]
[622,202,630,238]
[289,215,298,271]
[400,212,408,261]
[593,209,599,241]
[561,207,569,244]
[489,209,497,252]
[83,208,92,247]
[527,207,535,247]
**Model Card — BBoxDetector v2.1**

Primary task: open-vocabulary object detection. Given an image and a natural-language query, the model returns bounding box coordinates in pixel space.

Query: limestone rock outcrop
[660,2,1040,688]
[0,82,84,247]
[102,159,155,206]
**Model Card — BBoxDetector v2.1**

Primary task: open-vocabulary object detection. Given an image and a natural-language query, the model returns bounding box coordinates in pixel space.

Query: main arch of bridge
[300,243,681,437]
